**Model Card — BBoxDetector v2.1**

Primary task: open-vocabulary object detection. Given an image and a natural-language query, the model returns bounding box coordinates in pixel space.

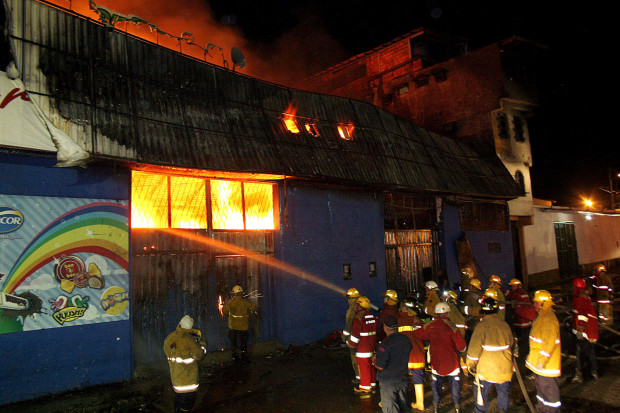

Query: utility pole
[610,167,617,210]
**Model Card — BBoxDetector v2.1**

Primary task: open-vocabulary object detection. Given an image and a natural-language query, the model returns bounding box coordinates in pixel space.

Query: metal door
[554,222,579,278]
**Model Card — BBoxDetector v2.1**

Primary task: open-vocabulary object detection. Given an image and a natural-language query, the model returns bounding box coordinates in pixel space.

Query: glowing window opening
[131,171,274,230]
[305,122,320,137]
[338,124,355,140]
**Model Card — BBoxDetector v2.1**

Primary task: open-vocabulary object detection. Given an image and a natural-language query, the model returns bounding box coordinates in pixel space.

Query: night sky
[206,0,614,208]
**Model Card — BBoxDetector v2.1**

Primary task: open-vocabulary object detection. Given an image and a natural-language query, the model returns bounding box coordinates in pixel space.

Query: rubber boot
[571,370,583,383]
[411,383,425,411]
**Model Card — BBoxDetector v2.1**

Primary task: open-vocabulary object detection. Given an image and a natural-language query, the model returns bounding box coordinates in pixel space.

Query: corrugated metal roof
[5,0,521,199]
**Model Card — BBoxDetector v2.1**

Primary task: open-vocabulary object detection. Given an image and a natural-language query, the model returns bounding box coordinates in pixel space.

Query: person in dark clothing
[374,315,412,413]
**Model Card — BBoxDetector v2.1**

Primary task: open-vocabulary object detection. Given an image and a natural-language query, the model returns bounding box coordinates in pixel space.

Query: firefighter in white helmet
[424,281,441,318]
[342,287,361,383]
[414,302,467,413]
[221,285,257,363]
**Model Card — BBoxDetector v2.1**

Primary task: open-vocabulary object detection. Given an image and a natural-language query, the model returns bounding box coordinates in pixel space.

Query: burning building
[0,0,520,404]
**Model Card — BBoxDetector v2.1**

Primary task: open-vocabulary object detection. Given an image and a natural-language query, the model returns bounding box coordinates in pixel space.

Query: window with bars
[383,194,436,230]
[131,171,274,230]
[458,200,508,231]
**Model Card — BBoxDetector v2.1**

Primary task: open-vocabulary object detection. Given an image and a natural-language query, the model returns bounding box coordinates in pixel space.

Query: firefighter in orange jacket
[164,315,207,413]
[398,298,426,411]
[415,302,467,413]
[571,278,599,382]
[347,296,377,393]
[526,290,561,412]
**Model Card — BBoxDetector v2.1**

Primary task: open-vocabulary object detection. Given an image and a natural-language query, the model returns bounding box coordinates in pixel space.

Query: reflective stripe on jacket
[507,287,535,328]
[397,314,425,369]
[526,303,561,377]
[448,302,467,337]
[466,313,513,383]
[572,293,598,341]
[163,327,206,393]
[348,309,377,358]
[222,295,257,330]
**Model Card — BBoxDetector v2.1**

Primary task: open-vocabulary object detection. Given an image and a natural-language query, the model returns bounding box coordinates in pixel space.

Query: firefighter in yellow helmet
[424,281,441,318]
[221,285,257,363]
[488,275,506,320]
[377,289,400,341]
[462,278,483,338]
[526,290,561,412]
[443,290,467,337]
[592,264,614,325]
[342,287,361,383]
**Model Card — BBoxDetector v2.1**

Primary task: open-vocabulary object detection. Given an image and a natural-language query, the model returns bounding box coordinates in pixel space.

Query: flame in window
[305,122,319,136]
[131,171,169,228]
[218,295,224,316]
[283,103,300,133]
[211,180,244,229]
[338,124,355,140]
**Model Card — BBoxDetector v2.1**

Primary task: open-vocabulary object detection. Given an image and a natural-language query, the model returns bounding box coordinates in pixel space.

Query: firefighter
[460,266,475,296]
[506,278,536,359]
[526,290,561,412]
[221,285,257,363]
[163,315,207,413]
[377,289,400,341]
[347,296,378,393]
[443,290,467,337]
[466,295,514,413]
[424,281,441,318]
[414,302,467,413]
[571,278,599,382]
[397,298,426,411]
[342,287,361,383]
[488,275,506,320]
[462,278,483,338]
[592,264,614,325]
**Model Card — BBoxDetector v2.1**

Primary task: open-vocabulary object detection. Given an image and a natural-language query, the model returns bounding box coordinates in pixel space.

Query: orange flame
[218,295,224,317]
[283,103,299,133]
[337,124,355,140]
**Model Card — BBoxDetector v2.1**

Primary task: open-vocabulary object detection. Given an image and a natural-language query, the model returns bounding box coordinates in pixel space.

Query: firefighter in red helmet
[571,278,599,382]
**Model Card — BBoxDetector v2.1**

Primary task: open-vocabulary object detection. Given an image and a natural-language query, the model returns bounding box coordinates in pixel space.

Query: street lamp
[584,199,593,208]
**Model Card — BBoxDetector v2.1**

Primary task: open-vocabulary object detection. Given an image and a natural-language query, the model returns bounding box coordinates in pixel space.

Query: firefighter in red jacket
[506,278,536,359]
[398,298,426,411]
[376,289,400,342]
[415,302,467,413]
[571,278,599,382]
[342,287,362,384]
[347,296,377,393]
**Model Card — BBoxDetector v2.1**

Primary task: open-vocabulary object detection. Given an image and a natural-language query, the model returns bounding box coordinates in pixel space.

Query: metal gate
[384,229,439,296]
[554,222,579,278]
[131,229,271,367]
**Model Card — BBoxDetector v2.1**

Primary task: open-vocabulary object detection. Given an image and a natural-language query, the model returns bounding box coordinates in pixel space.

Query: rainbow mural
[1,202,128,294]
[0,197,129,334]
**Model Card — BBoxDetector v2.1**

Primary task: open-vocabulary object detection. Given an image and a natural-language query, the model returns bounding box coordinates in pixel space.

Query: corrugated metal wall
[131,229,272,365]
[385,229,439,295]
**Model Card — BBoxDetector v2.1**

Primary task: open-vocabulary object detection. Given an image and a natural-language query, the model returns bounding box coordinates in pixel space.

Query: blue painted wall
[0,152,131,405]
[273,184,386,345]
[440,203,515,290]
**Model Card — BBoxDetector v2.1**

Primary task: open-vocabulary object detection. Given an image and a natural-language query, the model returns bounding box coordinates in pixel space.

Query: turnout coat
[466,313,514,383]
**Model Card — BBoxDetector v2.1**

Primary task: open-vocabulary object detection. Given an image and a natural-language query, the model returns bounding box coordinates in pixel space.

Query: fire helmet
[461,267,474,278]
[469,279,481,289]
[443,290,458,303]
[357,296,371,309]
[425,281,438,289]
[483,288,499,300]
[385,289,398,302]
[573,278,586,290]
[595,264,606,273]
[489,275,502,285]
[509,278,521,286]
[435,302,450,315]
[232,285,244,294]
[480,296,499,313]
[533,290,553,303]
[179,315,194,329]
[403,297,422,314]
[346,287,360,299]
